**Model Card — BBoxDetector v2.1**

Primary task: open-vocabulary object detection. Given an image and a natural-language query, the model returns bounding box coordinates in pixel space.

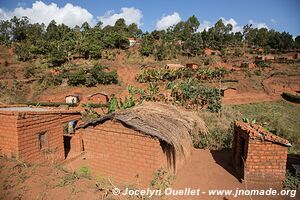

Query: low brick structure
[232,121,291,186]
[81,120,174,186]
[221,87,238,97]
[0,106,81,163]
[87,92,109,104]
[78,102,204,186]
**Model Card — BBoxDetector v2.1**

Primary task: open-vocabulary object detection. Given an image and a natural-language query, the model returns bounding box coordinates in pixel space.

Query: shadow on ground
[210,148,242,182]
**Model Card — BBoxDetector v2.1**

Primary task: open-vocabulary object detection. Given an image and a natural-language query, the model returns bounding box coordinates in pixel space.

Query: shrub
[171,79,222,113]
[67,69,86,86]
[26,102,76,107]
[78,166,91,179]
[136,68,185,83]
[151,168,175,191]
[284,170,300,190]
[90,65,118,85]
[254,70,262,76]
[85,74,97,87]
[196,68,228,80]
[255,60,271,68]
[81,108,101,122]
[234,48,243,56]
[241,62,249,68]
[197,106,241,149]
[23,66,36,78]
[97,71,118,84]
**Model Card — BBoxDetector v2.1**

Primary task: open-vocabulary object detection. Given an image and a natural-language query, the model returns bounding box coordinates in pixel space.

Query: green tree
[295,35,300,49]
[140,34,155,56]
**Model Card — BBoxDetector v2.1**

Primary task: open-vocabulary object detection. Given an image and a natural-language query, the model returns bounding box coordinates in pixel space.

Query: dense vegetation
[0,16,298,65]
[67,65,118,87]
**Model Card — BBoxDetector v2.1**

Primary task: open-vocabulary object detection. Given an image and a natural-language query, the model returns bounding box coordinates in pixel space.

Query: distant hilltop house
[233,121,290,187]
[0,106,81,162]
[65,94,80,104]
[78,102,206,186]
[128,38,137,47]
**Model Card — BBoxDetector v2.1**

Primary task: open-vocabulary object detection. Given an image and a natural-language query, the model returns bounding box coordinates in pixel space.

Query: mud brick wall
[233,123,288,185]
[16,113,81,162]
[67,131,83,158]
[245,140,287,183]
[82,120,179,186]
[0,114,19,158]
[0,111,81,163]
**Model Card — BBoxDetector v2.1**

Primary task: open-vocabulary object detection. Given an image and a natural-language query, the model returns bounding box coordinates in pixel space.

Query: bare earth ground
[1,150,298,200]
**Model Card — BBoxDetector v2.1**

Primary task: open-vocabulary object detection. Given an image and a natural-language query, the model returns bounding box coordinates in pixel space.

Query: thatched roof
[80,102,207,156]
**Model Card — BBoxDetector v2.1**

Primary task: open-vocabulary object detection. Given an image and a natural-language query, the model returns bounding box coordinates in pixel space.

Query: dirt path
[167,149,246,200]
[168,149,296,200]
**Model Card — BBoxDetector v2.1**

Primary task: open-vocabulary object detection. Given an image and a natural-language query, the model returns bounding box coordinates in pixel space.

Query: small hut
[128,38,136,47]
[87,92,109,104]
[79,102,206,186]
[221,87,238,97]
[232,121,290,187]
[65,94,80,104]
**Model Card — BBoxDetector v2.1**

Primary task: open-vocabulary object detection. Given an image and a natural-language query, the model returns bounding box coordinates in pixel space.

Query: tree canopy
[0,16,297,64]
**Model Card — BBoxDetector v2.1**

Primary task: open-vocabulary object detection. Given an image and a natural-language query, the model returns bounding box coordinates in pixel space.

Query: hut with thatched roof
[78,102,206,186]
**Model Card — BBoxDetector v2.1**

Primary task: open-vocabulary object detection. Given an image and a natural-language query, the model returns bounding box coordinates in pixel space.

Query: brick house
[65,94,80,104]
[128,38,136,47]
[0,106,81,163]
[221,87,238,97]
[78,102,205,186]
[86,92,109,104]
[232,121,291,186]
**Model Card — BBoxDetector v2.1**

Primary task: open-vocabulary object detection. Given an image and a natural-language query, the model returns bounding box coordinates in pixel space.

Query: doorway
[63,135,71,159]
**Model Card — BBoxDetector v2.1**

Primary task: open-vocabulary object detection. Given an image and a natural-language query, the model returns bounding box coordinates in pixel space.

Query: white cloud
[99,7,143,27]
[0,1,94,27]
[249,19,268,29]
[156,12,181,30]
[220,17,242,33]
[197,20,212,32]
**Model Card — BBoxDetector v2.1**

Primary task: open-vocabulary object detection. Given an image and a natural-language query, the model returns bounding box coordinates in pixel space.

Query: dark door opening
[239,138,246,179]
[63,136,71,159]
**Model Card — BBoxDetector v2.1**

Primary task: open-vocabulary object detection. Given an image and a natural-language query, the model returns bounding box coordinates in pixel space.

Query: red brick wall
[67,131,83,159]
[0,114,19,158]
[82,120,178,186]
[245,140,287,183]
[233,123,288,186]
[16,113,81,163]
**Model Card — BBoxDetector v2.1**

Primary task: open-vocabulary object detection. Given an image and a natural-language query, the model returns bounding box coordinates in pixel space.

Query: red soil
[1,150,297,200]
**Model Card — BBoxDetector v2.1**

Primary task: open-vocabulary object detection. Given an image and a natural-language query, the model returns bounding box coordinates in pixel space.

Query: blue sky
[0,0,299,36]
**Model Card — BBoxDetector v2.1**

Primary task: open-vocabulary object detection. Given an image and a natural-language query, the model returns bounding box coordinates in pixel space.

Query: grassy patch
[196,106,241,149]
[231,101,300,154]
